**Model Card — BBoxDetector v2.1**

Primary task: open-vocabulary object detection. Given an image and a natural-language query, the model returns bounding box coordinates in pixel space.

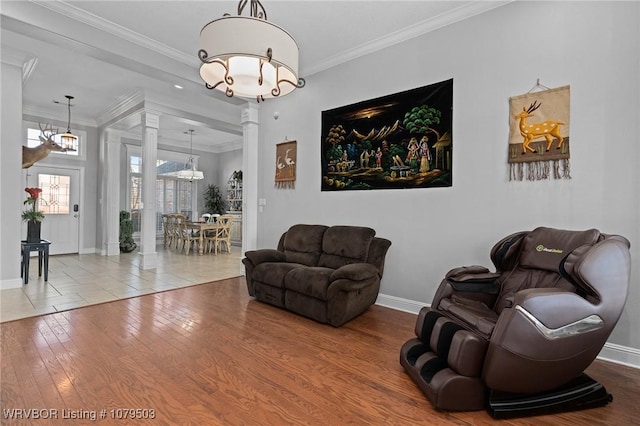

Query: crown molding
[0,45,32,67]
[31,0,197,67]
[30,0,511,79]
[22,57,38,83]
[22,105,97,128]
[97,88,145,127]
[210,138,243,154]
[303,1,513,77]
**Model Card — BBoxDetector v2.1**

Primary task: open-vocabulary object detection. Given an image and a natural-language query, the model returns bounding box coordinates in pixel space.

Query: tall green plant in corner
[119,210,137,253]
[204,184,228,214]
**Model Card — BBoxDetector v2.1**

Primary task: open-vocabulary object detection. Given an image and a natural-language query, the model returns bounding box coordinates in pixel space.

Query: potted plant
[203,184,228,214]
[119,210,137,253]
[22,187,45,242]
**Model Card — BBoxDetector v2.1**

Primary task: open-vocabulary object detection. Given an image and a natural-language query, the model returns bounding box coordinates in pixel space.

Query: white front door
[29,166,80,255]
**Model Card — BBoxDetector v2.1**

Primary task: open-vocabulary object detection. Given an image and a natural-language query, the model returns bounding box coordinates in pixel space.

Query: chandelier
[198,0,305,102]
[176,130,204,181]
[60,95,77,150]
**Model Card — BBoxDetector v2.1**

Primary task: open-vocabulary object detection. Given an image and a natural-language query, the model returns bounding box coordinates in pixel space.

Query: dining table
[186,221,221,255]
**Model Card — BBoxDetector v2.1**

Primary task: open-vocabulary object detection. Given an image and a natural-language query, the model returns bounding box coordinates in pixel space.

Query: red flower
[23,187,45,222]
[25,187,42,200]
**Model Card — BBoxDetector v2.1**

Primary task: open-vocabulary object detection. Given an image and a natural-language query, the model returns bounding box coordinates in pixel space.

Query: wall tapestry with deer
[321,79,452,191]
[508,85,571,181]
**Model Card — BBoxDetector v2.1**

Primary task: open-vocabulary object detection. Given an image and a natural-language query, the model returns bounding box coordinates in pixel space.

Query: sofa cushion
[318,226,375,269]
[253,262,307,288]
[284,267,335,300]
[283,224,328,266]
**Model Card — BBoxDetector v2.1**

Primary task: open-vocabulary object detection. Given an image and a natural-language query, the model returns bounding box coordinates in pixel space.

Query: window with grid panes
[128,156,195,234]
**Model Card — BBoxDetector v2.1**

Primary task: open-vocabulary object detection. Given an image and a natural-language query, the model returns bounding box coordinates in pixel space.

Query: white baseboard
[376,293,426,314]
[376,293,640,370]
[598,343,640,369]
[1,278,24,290]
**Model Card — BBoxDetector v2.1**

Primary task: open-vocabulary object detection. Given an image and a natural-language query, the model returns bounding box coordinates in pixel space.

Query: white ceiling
[1,0,510,152]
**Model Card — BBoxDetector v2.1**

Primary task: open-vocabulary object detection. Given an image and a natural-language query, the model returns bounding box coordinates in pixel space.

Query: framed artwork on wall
[275,140,297,189]
[321,79,453,191]
[508,84,571,181]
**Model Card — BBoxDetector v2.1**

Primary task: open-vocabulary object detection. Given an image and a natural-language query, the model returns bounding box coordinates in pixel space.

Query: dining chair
[213,215,233,254]
[176,215,199,255]
[166,214,176,251]
[204,221,221,254]
[161,214,171,248]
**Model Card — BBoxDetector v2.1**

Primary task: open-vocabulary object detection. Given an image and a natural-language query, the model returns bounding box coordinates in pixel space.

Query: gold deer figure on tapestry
[22,123,69,168]
[515,101,565,154]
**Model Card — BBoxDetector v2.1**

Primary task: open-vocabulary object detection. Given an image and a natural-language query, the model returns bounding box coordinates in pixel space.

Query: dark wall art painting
[321,79,453,191]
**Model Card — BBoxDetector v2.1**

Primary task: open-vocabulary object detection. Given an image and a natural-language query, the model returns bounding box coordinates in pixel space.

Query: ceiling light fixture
[198,0,305,102]
[60,95,77,150]
[176,130,204,181]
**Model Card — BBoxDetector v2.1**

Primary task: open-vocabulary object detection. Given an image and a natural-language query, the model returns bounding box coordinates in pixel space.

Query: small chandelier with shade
[176,130,204,181]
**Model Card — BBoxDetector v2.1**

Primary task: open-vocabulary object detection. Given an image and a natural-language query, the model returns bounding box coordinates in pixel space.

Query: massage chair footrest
[487,373,612,419]
[399,338,486,411]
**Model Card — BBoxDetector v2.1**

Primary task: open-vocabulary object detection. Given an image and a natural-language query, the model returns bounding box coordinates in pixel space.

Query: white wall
[255,2,640,353]
[194,149,242,214]
[0,60,24,288]
[216,149,243,190]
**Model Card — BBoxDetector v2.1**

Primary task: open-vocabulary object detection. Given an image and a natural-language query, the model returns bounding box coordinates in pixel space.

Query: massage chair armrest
[431,265,501,309]
[512,288,600,330]
[244,249,286,266]
[448,272,501,294]
[489,288,603,356]
[484,288,607,389]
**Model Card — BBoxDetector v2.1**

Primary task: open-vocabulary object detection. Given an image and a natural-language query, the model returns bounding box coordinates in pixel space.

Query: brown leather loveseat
[243,224,391,326]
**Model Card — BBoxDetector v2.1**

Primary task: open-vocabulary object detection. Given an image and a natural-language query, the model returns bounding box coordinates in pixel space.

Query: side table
[21,239,51,285]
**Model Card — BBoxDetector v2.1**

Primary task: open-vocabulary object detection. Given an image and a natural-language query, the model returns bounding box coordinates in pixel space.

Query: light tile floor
[1,245,245,323]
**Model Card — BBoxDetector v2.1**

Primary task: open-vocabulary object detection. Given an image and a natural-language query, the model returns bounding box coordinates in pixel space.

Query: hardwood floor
[1,277,639,425]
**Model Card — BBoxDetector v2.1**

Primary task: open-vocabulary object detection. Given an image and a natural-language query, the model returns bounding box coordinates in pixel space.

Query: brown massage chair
[399,227,631,418]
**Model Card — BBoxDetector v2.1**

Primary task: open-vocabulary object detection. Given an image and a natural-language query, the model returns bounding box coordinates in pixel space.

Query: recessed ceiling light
[174,84,183,89]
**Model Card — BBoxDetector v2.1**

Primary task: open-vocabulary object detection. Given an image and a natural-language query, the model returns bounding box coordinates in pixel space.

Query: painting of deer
[515,101,565,154]
[22,123,69,168]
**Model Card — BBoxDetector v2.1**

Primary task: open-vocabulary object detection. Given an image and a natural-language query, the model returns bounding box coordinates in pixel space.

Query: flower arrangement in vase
[22,187,45,242]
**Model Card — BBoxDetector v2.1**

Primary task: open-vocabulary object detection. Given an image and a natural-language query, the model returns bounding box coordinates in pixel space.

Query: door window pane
[38,174,70,215]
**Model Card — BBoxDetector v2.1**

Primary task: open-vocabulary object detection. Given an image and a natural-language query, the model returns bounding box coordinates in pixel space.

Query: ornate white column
[104,129,121,256]
[241,103,259,254]
[139,112,159,269]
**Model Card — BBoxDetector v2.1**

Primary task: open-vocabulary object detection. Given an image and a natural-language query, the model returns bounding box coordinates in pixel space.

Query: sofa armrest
[330,263,379,282]
[328,264,381,300]
[244,249,286,266]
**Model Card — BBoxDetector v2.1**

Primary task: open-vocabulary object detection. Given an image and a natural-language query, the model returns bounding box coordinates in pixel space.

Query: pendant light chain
[66,95,73,132]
